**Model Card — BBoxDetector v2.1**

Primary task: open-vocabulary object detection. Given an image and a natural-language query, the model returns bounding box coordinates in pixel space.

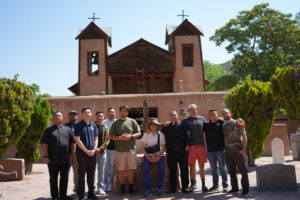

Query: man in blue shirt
[74,106,98,200]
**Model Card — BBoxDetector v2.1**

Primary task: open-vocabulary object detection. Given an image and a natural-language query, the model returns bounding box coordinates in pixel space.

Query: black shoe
[78,199,83,200]
[241,190,249,197]
[87,192,98,200]
[181,188,190,194]
[118,188,125,196]
[129,188,137,196]
[202,186,208,193]
[166,188,177,194]
[227,188,239,194]
[208,185,219,192]
[59,195,73,200]
[52,198,59,200]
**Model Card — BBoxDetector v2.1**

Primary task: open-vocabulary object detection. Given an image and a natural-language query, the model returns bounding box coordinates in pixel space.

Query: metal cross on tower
[88,12,100,22]
[177,10,189,21]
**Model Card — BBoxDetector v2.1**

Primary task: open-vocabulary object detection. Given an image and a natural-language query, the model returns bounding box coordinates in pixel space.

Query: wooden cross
[177,10,189,21]
[88,13,100,22]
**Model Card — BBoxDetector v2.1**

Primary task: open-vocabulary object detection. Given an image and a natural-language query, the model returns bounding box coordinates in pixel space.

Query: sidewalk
[0,156,299,200]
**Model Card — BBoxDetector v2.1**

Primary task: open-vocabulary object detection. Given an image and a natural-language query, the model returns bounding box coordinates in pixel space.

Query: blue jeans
[103,150,116,186]
[96,152,106,189]
[143,156,165,190]
[207,151,228,187]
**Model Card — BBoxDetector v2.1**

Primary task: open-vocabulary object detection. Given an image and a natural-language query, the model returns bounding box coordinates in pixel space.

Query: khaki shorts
[116,150,137,171]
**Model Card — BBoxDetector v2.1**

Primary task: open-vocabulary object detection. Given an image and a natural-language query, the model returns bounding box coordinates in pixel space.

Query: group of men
[40,103,249,200]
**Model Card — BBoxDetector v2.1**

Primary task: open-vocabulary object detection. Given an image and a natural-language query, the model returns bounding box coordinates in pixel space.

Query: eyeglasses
[181,112,188,115]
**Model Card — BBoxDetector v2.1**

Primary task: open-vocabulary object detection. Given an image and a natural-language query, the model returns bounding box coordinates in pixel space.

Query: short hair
[107,107,115,113]
[119,104,129,111]
[209,109,217,114]
[81,106,91,113]
[96,111,104,116]
[169,110,177,116]
[222,108,230,113]
[52,110,62,117]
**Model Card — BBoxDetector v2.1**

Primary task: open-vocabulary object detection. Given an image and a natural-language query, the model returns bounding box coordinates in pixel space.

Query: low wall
[45,92,227,123]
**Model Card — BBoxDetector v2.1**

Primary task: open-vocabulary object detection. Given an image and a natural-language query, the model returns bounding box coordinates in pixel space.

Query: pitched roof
[76,22,112,47]
[165,19,204,44]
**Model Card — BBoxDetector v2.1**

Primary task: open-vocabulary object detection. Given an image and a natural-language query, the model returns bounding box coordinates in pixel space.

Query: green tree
[210,3,300,81]
[203,60,228,91]
[210,74,240,91]
[270,66,300,124]
[0,75,34,158]
[225,78,277,166]
[16,84,53,174]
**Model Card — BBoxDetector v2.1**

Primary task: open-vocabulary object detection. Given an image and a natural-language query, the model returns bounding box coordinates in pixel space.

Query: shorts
[188,145,207,165]
[116,150,137,171]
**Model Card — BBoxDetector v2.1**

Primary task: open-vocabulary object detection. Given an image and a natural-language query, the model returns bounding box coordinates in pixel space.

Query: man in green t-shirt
[222,108,249,197]
[109,104,141,196]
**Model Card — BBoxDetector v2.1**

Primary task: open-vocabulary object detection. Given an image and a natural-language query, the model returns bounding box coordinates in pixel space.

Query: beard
[223,116,230,120]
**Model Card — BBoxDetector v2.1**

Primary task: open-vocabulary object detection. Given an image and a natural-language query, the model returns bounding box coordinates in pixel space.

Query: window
[182,44,193,67]
[87,52,99,75]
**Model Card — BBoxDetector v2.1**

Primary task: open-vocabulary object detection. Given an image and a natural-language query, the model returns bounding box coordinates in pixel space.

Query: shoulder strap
[157,133,160,145]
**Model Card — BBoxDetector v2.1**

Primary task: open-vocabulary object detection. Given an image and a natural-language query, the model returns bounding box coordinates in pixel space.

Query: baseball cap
[69,110,77,115]
[188,104,197,110]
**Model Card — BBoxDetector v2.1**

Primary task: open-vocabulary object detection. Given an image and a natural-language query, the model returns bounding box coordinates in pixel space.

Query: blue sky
[0,0,298,96]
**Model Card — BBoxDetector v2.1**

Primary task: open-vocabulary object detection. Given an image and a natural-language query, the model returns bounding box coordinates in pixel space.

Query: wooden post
[143,100,149,131]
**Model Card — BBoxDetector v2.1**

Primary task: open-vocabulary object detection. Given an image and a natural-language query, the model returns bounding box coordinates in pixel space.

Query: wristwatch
[131,135,134,140]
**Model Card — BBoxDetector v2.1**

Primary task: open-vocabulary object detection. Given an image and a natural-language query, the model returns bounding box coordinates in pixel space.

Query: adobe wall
[79,39,107,96]
[45,92,227,123]
[173,35,205,92]
[263,124,291,156]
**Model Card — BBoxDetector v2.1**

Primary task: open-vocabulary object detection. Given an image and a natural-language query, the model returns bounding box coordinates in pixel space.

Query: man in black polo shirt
[40,111,74,200]
[203,109,228,193]
[74,106,98,200]
[161,110,189,194]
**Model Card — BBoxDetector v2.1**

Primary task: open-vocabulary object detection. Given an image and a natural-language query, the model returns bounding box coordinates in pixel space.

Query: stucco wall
[174,35,205,92]
[79,39,107,95]
[46,92,227,123]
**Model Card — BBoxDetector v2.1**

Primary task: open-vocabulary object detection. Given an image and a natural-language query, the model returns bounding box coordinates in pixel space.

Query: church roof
[76,22,112,47]
[165,19,204,44]
[108,38,174,74]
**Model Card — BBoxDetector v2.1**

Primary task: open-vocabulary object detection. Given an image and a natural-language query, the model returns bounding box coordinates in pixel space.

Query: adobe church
[68,19,210,96]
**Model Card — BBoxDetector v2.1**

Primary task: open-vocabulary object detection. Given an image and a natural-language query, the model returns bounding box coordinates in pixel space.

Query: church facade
[68,19,210,96]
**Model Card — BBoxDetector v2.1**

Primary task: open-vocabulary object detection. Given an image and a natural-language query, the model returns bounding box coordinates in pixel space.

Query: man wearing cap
[109,104,141,196]
[64,110,78,194]
[161,110,190,194]
[141,119,166,197]
[182,104,208,193]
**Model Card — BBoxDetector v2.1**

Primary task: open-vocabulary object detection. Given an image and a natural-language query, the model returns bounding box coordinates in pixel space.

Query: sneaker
[202,186,208,193]
[227,188,239,194]
[181,188,190,194]
[166,188,177,194]
[97,188,106,195]
[144,189,151,197]
[157,188,163,196]
[59,195,73,200]
[223,187,229,193]
[241,190,249,197]
[208,185,219,192]
[87,192,98,200]
[118,188,125,196]
[107,184,112,192]
[129,187,137,196]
